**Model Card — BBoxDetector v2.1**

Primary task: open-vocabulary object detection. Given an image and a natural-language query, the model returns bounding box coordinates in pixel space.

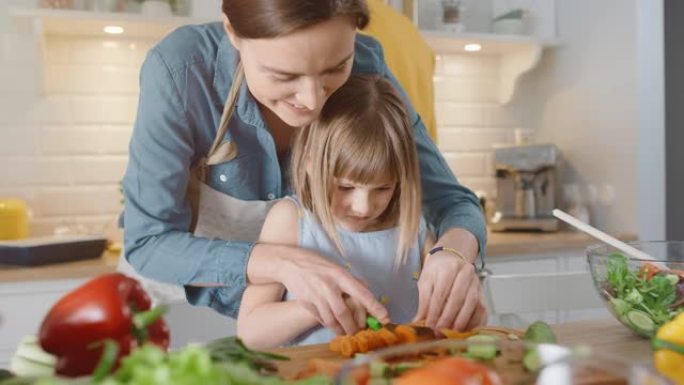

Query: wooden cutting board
[270,321,654,385]
[271,326,523,380]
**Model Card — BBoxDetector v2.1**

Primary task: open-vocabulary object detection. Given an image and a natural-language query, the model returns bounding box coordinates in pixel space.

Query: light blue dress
[284,197,428,346]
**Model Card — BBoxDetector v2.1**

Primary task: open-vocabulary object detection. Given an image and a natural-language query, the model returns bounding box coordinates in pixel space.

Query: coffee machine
[490,144,559,232]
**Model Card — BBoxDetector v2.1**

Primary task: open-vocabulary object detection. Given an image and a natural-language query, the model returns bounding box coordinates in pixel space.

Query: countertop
[0,230,636,284]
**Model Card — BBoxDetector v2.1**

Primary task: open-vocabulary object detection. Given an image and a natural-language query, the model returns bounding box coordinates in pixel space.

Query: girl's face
[225,16,356,128]
[330,173,398,232]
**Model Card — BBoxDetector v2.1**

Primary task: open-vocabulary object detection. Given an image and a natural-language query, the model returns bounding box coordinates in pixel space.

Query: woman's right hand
[280,250,388,335]
[248,244,388,336]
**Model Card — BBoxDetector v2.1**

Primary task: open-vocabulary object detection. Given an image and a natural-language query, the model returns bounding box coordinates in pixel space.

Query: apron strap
[189,61,243,230]
[206,61,244,166]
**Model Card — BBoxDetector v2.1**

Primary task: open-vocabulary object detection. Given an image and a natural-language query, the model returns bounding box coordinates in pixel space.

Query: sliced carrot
[329,336,344,353]
[640,262,660,280]
[394,325,418,344]
[366,331,386,350]
[377,327,399,346]
[355,335,370,353]
[340,336,359,358]
[441,329,476,340]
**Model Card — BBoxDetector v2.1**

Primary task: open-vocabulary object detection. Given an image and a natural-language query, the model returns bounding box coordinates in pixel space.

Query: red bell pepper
[38,273,170,377]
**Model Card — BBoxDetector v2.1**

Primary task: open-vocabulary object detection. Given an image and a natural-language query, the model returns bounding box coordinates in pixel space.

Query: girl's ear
[222,14,241,50]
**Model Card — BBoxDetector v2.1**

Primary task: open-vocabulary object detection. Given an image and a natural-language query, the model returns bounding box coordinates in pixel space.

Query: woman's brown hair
[291,75,422,268]
[222,0,369,39]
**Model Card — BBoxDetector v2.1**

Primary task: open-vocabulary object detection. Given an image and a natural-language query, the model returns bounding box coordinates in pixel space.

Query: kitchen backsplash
[0,7,526,236]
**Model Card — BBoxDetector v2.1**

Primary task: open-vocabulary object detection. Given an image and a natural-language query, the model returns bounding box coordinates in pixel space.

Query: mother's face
[225,16,356,128]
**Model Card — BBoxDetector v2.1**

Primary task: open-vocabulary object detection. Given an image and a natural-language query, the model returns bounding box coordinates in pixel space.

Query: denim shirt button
[267,193,275,200]
[219,174,228,183]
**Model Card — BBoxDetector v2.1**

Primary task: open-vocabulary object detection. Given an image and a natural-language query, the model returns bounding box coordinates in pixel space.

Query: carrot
[355,335,370,353]
[441,329,476,340]
[377,327,399,346]
[340,336,359,358]
[394,325,418,344]
[329,336,344,353]
[640,262,660,280]
[366,331,386,350]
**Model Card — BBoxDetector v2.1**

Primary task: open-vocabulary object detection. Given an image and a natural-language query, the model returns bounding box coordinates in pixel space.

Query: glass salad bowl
[333,338,670,385]
[587,241,684,338]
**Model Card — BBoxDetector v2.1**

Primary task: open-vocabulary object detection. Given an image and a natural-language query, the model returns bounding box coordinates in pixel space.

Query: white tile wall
[0,2,530,236]
[434,53,529,199]
[0,3,151,236]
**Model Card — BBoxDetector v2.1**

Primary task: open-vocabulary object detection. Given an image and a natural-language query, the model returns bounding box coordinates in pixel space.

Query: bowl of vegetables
[333,337,669,385]
[587,241,684,338]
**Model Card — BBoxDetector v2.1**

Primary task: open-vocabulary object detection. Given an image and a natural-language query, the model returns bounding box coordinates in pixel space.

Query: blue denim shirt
[122,22,486,318]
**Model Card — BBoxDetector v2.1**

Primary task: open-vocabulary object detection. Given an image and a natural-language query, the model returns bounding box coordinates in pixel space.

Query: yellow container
[0,199,29,240]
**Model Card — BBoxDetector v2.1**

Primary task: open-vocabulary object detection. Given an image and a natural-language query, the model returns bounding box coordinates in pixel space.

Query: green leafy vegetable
[602,253,683,336]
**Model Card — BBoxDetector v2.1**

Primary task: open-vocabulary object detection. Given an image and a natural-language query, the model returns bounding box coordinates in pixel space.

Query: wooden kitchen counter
[0,250,120,283]
[0,231,636,283]
[486,230,636,257]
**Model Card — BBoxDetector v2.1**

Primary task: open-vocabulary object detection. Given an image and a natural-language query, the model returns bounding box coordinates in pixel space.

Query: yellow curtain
[362,0,437,141]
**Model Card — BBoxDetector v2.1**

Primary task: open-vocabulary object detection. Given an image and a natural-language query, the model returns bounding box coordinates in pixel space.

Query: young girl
[237,75,434,349]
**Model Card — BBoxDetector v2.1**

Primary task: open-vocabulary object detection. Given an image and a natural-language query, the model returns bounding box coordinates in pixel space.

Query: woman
[121,0,487,336]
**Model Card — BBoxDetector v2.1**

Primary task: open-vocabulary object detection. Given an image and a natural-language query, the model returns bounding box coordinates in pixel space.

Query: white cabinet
[0,278,237,369]
[483,248,610,329]
[0,279,87,369]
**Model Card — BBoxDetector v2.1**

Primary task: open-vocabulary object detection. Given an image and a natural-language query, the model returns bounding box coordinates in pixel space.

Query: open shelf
[11,8,559,104]
[421,30,559,104]
[11,8,214,39]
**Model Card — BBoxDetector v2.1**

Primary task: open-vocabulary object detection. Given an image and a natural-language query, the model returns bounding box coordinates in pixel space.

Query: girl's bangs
[333,131,399,184]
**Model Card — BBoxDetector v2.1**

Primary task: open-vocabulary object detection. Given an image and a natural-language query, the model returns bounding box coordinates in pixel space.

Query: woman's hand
[413,252,487,331]
[343,294,369,334]
[280,252,387,335]
[250,245,388,336]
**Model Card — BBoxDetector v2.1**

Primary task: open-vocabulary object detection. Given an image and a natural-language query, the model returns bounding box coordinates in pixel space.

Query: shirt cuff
[184,240,254,318]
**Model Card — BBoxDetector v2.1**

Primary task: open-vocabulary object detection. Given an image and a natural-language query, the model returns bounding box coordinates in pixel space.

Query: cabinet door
[483,250,608,328]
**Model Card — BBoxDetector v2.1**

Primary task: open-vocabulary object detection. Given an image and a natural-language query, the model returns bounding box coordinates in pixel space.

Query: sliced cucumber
[9,355,54,378]
[625,310,655,336]
[524,321,557,344]
[9,336,56,377]
[466,335,498,360]
[609,298,631,316]
[523,349,542,372]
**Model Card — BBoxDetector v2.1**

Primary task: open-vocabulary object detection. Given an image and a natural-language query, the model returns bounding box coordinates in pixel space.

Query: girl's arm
[237,199,319,349]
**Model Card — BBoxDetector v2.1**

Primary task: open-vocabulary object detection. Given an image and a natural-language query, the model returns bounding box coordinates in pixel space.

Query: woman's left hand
[413,252,487,331]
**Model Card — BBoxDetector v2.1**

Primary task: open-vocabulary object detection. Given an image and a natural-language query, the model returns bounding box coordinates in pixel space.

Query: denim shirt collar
[213,34,266,131]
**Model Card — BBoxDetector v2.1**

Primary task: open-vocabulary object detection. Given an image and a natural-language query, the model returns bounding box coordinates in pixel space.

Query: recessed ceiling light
[104,26,124,34]
[464,43,482,52]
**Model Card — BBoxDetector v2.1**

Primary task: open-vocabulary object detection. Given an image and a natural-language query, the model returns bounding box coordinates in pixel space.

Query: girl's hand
[277,249,389,336]
[413,252,487,331]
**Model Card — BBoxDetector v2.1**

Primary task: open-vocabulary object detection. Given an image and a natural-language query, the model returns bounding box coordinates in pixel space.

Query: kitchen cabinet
[483,248,611,329]
[0,276,237,368]
[0,278,86,368]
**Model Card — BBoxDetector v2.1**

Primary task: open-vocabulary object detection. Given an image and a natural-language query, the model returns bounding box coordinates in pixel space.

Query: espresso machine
[490,144,559,232]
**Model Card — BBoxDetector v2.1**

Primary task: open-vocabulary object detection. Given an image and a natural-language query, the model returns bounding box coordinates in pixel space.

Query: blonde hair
[291,75,422,267]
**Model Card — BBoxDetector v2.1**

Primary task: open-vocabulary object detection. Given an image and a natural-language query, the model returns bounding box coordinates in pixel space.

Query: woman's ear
[223,14,241,50]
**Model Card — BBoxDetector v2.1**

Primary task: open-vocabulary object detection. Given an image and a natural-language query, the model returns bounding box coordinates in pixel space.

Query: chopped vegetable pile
[1,338,329,385]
